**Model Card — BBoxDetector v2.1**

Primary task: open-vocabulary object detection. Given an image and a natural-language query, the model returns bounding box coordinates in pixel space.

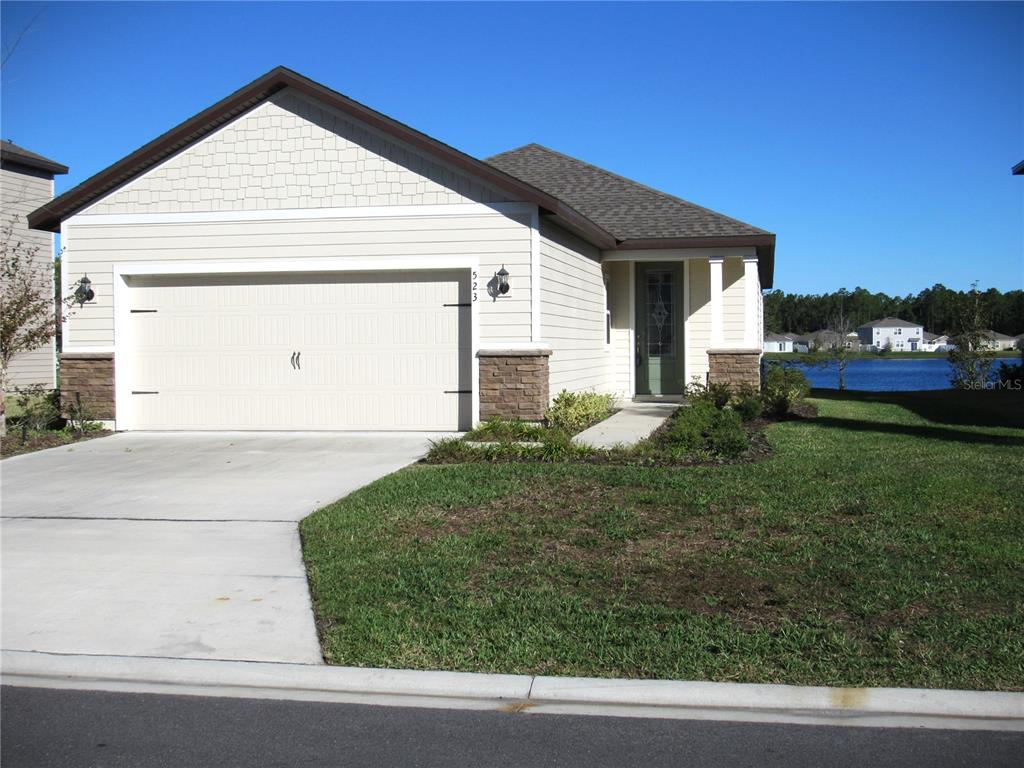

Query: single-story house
[979,330,1017,351]
[763,333,793,353]
[29,67,775,432]
[920,332,953,353]
[856,317,924,352]
[1,140,69,390]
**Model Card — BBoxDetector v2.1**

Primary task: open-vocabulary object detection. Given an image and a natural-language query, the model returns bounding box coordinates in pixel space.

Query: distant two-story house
[856,317,924,352]
[1,140,69,390]
[920,332,953,352]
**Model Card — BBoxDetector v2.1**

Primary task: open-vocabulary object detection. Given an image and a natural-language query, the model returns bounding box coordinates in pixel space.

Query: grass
[764,350,1020,360]
[301,389,1024,690]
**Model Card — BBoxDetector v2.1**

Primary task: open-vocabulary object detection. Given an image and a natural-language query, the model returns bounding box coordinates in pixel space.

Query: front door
[635,262,685,395]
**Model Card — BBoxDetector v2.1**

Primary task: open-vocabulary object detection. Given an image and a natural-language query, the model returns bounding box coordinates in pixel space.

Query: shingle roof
[764,332,792,342]
[982,330,1014,341]
[485,143,770,241]
[857,317,922,329]
[1,140,68,175]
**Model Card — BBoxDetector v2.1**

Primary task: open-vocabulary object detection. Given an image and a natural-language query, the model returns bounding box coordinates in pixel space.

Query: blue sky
[2,1,1021,295]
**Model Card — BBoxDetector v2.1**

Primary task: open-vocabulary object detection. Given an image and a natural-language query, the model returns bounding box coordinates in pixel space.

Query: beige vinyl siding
[63,210,532,348]
[722,257,746,346]
[1,164,56,388]
[687,258,711,384]
[84,88,509,216]
[539,221,610,397]
[606,261,632,398]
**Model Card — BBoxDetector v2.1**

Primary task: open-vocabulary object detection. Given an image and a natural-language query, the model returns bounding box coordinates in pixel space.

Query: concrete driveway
[1,432,438,664]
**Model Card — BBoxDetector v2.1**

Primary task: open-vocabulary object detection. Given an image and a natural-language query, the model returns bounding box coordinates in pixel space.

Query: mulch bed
[1,430,113,460]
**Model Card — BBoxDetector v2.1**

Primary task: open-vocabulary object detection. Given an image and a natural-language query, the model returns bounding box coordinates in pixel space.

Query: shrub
[9,387,61,434]
[663,401,718,450]
[546,390,615,434]
[706,408,749,458]
[466,418,548,442]
[762,364,810,416]
[685,380,731,409]
[732,385,763,422]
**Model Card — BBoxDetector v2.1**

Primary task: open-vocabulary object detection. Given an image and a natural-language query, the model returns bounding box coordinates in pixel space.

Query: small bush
[996,361,1023,392]
[9,388,62,434]
[731,384,763,422]
[762,365,810,416]
[663,401,718,450]
[466,418,549,442]
[685,380,731,409]
[546,390,615,434]
[706,408,749,458]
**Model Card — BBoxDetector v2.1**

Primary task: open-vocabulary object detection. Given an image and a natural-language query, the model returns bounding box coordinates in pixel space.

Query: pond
[784,357,964,391]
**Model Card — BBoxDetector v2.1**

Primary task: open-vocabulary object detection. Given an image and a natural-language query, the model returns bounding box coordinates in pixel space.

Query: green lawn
[301,390,1024,690]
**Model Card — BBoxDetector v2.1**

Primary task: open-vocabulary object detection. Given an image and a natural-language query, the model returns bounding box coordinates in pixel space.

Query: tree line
[763,284,1024,337]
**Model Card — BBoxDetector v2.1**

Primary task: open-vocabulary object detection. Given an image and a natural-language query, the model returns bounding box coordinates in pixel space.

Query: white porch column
[709,256,724,348]
[743,256,759,348]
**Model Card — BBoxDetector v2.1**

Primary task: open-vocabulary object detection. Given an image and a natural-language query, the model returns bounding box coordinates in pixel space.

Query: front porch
[603,251,764,399]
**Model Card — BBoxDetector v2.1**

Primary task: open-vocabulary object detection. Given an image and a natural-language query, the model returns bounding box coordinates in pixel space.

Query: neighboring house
[763,333,793,353]
[1016,334,1024,351]
[787,330,858,353]
[979,330,1017,351]
[1,140,69,390]
[856,317,924,352]
[790,334,812,354]
[28,67,775,432]
[920,332,953,353]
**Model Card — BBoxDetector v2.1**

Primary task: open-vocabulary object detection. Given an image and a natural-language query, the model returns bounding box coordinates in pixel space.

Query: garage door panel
[125,271,469,431]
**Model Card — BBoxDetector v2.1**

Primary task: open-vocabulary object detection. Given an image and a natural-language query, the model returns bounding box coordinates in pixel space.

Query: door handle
[295,351,301,370]
[290,351,296,369]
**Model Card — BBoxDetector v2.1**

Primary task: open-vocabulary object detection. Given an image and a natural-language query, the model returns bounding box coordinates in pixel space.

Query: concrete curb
[3,650,1022,731]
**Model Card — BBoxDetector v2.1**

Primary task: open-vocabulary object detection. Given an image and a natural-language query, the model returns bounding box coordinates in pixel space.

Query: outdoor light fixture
[74,275,94,307]
[496,265,510,295]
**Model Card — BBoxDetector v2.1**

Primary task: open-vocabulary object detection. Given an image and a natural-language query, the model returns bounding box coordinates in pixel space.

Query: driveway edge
[3,650,1022,731]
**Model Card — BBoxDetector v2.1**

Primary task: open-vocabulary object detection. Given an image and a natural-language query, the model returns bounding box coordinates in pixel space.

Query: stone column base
[478,348,551,422]
[60,353,115,421]
[707,348,762,390]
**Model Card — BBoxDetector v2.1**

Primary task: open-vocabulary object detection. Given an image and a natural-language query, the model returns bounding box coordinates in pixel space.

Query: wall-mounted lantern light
[74,275,94,307]
[496,265,510,295]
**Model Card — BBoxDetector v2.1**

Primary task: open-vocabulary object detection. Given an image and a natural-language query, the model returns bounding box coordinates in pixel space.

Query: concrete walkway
[573,401,680,449]
[1,432,439,664]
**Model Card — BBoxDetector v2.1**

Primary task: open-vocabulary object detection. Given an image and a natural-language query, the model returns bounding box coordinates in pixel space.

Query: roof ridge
[491,143,769,236]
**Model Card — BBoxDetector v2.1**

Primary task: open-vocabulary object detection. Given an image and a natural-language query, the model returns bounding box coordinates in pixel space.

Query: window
[606,310,612,346]
[645,270,675,356]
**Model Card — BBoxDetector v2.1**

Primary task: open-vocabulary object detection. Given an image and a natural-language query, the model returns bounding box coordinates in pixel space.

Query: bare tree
[948,282,995,390]
[799,290,856,390]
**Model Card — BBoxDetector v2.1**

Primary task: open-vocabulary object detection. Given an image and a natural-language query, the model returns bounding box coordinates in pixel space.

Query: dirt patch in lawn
[1,430,112,459]
[402,476,811,628]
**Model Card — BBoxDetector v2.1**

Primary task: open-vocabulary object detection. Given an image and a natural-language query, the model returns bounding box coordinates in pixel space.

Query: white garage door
[124,271,471,431]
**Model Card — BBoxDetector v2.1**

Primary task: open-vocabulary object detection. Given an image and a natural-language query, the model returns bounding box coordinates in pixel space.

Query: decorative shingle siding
[59,353,115,420]
[1,163,56,389]
[86,88,509,215]
[478,350,550,421]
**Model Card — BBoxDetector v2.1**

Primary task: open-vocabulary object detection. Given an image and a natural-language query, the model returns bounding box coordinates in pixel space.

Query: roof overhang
[611,234,776,288]
[1,147,68,176]
[1013,160,1024,176]
[27,66,618,248]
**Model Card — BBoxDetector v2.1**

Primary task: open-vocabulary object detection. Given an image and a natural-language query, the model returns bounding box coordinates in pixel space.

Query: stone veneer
[707,349,762,390]
[478,349,551,421]
[60,353,115,421]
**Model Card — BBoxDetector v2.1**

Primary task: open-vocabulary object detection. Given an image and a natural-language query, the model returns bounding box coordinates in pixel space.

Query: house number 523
[472,270,478,302]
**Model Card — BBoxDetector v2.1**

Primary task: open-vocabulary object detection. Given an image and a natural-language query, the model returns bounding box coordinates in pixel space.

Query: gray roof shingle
[1,140,68,175]
[858,317,923,329]
[485,143,769,242]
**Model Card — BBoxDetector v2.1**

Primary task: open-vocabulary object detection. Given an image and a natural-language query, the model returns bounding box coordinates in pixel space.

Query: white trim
[709,256,724,349]
[61,346,116,355]
[530,206,541,342]
[683,259,691,387]
[628,261,636,398]
[477,342,552,352]
[743,256,759,349]
[72,202,536,228]
[59,221,71,350]
[601,247,755,263]
[111,255,480,432]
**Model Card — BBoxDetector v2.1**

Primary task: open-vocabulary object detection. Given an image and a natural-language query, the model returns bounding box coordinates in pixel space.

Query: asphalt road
[2,686,1021,768]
